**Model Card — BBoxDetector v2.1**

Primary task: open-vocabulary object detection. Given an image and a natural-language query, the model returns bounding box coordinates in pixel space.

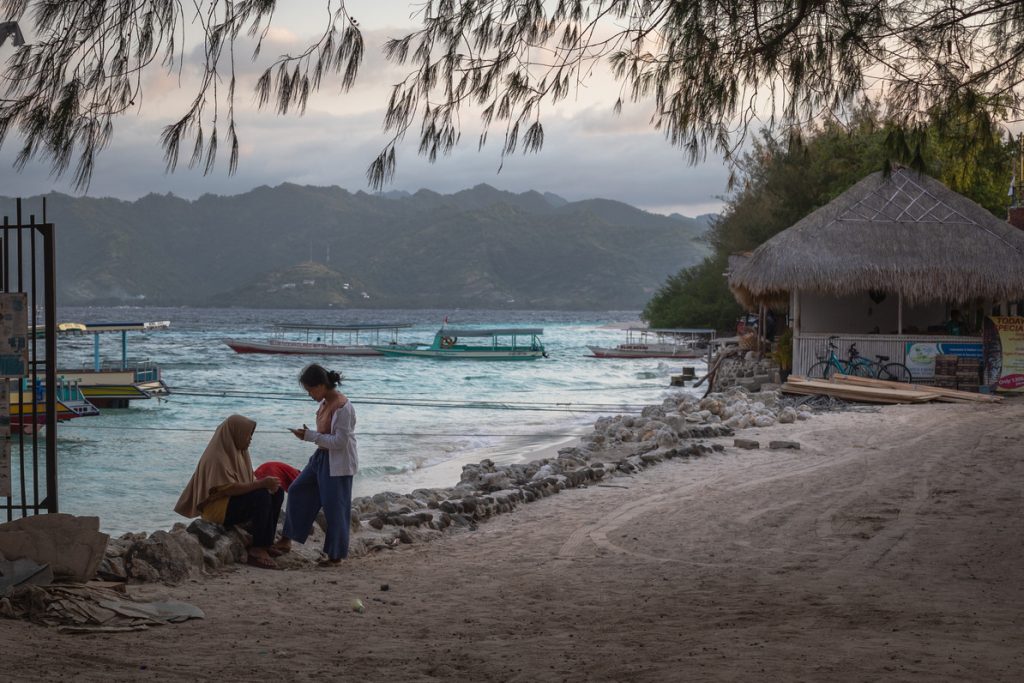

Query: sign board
[0,293,28,378]
[904,341,983,380]
[982,316,1024,391]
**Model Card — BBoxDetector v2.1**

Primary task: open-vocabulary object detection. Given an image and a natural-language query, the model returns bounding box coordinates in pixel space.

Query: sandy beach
[2,400,1022,681]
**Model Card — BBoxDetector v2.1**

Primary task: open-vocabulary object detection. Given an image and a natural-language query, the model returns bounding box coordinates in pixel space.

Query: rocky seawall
[96,386,812,584]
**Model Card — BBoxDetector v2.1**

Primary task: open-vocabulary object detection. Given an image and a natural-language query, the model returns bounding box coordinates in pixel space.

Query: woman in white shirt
[273,364,358,565]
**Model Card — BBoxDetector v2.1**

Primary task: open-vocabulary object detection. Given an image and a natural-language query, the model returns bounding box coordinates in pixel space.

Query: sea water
[29,307,707,534]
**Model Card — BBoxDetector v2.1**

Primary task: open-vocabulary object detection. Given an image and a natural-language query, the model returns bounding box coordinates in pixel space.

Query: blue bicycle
[807,336,880,380]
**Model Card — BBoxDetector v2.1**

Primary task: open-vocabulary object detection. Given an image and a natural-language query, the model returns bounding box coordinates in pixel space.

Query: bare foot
[269,538,292,557]
[247,548,279,570]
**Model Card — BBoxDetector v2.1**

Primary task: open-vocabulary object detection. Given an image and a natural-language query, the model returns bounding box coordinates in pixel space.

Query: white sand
[2,401,1022,681]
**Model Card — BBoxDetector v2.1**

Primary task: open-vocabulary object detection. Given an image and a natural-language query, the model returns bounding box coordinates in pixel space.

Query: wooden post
[759,302,766,356]
[897,291,903,335]
[791,289,801,374]
[792,290,801,335]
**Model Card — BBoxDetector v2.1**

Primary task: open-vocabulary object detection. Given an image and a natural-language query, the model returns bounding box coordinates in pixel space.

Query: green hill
[2,184,712,309]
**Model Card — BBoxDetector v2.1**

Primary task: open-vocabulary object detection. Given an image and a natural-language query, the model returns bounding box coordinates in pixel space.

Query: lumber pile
[830,374,1001,404]
[781,375,1002,405]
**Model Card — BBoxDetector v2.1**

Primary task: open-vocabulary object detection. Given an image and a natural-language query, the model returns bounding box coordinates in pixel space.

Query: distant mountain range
[3,184,715,309]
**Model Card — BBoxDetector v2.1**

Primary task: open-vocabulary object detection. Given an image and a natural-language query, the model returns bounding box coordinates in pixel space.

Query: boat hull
[223,338,384,356]
[377,346,545,360]
[56,369,170,408]
[8,397,99,425]
[587,345,705,359]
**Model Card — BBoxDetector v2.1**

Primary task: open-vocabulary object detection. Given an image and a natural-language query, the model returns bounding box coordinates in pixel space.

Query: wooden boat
[587,327,716,359]
[9,377,100,427]
[377,328,546,360]
[224,323,412,356]
[55,322,171,408]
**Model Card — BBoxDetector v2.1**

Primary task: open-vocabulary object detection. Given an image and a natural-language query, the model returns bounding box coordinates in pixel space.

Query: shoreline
[3,398,1020,680]
[370,432,586,494]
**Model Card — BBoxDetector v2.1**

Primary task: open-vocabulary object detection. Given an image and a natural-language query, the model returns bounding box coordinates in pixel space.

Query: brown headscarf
[174,415,257,518]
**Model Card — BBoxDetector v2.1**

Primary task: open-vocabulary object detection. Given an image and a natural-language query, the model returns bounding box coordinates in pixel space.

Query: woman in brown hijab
[175,414,284,569]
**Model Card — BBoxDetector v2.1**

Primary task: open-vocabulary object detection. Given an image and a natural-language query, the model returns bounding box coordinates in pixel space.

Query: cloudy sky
[0,3,730,217]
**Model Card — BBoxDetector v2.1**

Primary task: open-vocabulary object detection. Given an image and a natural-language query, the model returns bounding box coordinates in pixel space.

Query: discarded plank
[783,376,936,404]
[831,374,1002,403]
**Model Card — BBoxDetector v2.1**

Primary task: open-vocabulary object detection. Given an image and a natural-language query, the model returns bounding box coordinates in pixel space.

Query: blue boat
[376,328,546,360]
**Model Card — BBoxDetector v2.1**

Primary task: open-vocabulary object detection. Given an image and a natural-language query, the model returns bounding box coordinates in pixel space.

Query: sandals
[269,540,292,557]
[247,554,280,570]
[316,558,343,568]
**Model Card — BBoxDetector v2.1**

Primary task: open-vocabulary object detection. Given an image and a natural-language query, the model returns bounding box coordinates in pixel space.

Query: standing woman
[275,364,358,565]
[174,414,283,569]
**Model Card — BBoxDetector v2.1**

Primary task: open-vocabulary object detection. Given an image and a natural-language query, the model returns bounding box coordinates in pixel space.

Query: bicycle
[806,336,883,379]
[875,358,913,383]
[807,335,913,383]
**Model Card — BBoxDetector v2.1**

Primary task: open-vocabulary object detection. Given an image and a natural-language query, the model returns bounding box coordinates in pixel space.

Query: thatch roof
[729,168,1024,308]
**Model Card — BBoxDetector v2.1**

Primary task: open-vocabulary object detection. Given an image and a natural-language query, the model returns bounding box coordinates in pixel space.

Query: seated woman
[174,414,284,570]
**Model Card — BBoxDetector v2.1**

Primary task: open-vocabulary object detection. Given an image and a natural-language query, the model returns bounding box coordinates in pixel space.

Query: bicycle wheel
[849,360,878,378]
[807,361,834,379]
[877,362,913,383]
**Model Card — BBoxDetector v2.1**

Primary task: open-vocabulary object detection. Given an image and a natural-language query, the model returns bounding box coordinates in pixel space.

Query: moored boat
[587,327,716,359]
[377,328,546,360]
[224,323,412,356]
[55,321,171,408]
[9,376,100,427]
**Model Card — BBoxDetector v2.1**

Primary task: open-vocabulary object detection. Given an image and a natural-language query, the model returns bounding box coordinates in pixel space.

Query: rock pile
[93,386,812,584]
[711,354,781,392]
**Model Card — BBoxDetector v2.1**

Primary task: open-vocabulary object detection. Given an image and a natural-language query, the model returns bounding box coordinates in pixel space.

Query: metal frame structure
[2,197,58,518]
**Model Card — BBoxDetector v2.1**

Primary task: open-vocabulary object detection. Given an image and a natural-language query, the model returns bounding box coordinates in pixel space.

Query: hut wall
[793,332,980,376]
[801,291,899,333]
[800,291,944,335]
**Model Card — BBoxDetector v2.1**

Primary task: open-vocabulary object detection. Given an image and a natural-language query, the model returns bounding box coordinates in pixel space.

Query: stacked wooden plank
[956,358,982,393]
[782,376,935,404]
[933,355,959,389]
[782,374,1002,405]
[830,374,1000,403]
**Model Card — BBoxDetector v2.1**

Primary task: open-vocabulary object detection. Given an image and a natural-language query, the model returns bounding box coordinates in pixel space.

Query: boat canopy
[628,327,716,335]
[438,328,544,337]
[274,323,412,331]
[53,321,170,371]
[82,321,171,334]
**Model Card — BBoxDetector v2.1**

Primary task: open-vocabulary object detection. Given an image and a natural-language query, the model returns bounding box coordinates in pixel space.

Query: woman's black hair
[299,363,342,389]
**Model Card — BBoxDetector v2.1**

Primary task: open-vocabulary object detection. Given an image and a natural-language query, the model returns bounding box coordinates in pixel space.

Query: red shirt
[254,461,301,492]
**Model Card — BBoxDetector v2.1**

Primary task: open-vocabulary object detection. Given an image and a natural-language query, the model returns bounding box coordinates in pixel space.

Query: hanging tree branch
[4,1,1024,191]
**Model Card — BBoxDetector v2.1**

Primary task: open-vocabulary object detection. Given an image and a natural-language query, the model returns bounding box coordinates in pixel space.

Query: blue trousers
[283,449,353,560]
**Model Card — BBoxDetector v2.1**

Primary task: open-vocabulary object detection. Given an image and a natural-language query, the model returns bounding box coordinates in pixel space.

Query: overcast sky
[0,3,730,217]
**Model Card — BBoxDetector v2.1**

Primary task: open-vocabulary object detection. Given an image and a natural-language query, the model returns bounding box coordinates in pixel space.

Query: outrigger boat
[224,323,413,356]
[376,328,546,360]
[54,321,171,408]
[9,376,100,428]
[587,327,716,359]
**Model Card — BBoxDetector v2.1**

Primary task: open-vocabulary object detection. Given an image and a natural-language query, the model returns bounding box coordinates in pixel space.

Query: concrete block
[733,438,760,450]
[0,513,109,582]
[769,440,801,450]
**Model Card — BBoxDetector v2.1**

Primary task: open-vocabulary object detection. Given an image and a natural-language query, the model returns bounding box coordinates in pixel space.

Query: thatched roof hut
[729,168,1024,308]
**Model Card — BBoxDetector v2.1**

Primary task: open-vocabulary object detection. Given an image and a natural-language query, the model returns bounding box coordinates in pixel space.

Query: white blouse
[302,400,358,476]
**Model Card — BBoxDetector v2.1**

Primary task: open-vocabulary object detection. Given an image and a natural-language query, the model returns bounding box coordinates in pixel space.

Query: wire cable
[58,423,588,438]
[163,387,647,414]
